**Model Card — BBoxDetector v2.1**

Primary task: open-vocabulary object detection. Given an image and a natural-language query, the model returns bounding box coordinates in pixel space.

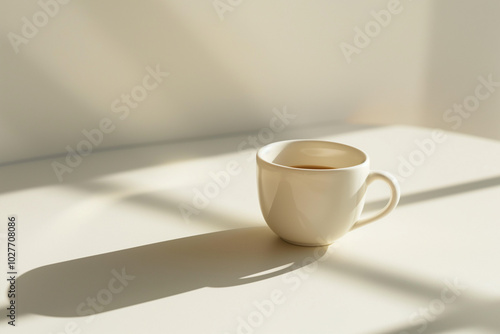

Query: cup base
[280,237,333,247]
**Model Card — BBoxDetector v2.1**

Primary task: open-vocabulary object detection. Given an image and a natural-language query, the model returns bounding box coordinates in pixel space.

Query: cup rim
[256,139,369,171]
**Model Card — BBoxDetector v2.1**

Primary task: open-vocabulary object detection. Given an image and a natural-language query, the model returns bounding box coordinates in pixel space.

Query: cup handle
[350,171,401,231]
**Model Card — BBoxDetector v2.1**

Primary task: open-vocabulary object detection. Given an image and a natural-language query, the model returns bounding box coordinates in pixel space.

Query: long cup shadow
[17,226,326,317]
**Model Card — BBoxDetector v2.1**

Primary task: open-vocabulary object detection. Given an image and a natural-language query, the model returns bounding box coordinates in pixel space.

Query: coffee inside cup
[259,141,366,170]
[290,165,337,170]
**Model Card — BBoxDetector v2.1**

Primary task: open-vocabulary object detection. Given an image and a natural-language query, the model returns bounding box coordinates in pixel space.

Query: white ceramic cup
[257,140,400,246]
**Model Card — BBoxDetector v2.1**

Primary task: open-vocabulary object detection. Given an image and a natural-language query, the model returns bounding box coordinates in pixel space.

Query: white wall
[1,0,498,165]
[420,0,500,139]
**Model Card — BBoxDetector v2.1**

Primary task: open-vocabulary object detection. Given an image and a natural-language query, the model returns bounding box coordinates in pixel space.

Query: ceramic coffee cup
[257,140,400,246]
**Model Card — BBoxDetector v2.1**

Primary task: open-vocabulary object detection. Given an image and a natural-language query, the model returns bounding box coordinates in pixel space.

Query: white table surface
[1,123,500,334]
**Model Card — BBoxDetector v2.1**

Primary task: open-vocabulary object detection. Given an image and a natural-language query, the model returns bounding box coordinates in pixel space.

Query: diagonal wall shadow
[16,226,326,317]
[322,247,500,334]
[72,181,257,230]
[364,174,500,212]
[322,253,444,301]
[371,298,500,334]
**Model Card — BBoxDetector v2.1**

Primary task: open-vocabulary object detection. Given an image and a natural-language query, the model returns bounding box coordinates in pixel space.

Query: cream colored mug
[257,140,400,246]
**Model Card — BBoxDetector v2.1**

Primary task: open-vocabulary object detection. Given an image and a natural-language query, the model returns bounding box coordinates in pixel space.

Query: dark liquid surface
[290,165,337,170]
